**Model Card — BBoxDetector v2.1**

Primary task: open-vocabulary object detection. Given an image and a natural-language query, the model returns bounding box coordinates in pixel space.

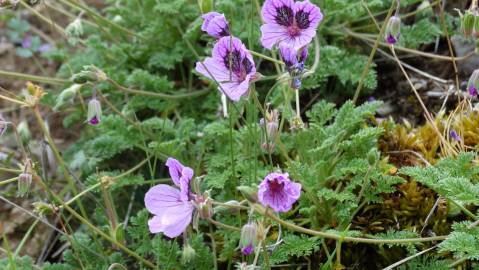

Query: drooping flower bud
[467,69,479,97]
[461,10,476,37]
[54,84,81,111]
[367,148,380,166]
[385,16,401,45]
[198,0,213,14]
[71,65,107,84]
[201,12,230,39]
[236,185,258,203]
[32,201,57,216]
[240,222,258,255]
[17,120,31,143]
[279,45,308,89]
[87,98,102,125]
[181,244,196,264]
[17,172,32,197]
[65,17,83,45]
[259,108,279,151]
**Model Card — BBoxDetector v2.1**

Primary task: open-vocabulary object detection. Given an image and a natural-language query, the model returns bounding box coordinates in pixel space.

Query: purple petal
[195,58,232,82]
[22,36,32,49]
[261,0,295,26]
[204,14,229,38]
[179,167,193,201]
[220,74,252,101]
[88,116,99,125]
[260,23,290,49]
[469,86,478,97]
[242,244,254,255]
[258,172,301,212]
[299,46,308,63]
[386,34,397,45]
[38,44,52,53]
[279,44,298,67]
[144,184,183,215]
[293,0,323,30]
[201,12,222,31]
[166,158,186,187]
[147,202,194,238]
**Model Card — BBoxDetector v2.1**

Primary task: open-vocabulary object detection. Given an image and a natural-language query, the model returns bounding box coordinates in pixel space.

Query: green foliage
[439,221,479,260]
[269,234,320,264]
[400,153,479,206]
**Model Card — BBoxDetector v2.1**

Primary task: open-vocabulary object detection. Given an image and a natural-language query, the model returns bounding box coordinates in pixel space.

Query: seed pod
[87,98,102,125]
[54,84,81,111]
[385,16,401,45]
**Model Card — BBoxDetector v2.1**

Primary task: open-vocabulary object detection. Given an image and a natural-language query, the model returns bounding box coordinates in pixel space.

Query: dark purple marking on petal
[89,116,99,125]
[223,50,242,73]
[469,86,478,97]
[242,58,253,74]
[275,5,294,26]
[242,244,254,255]
[295,10,310,29]
[386,34,397,45]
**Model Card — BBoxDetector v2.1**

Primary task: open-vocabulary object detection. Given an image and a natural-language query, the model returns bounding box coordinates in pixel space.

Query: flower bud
[65,17,83,45]
[87,98,102,125]
[260,109,279,151]
[17,120,31,143]
[32,202,57,216]
[194,195,214,219]
[198,0,213,14]
[467,69,479,97]
[236,186,258,203]
[181,244,196,264]
[462,10,476,37]
[240,222,257,255]
[450,130,461,141]
[385,16,401,45]
[54,84,81,111]
[17,172,32,197]
[71,66,107,84]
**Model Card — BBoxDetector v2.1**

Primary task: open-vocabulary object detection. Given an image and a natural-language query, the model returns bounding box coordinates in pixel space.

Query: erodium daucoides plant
[1,0,479,269]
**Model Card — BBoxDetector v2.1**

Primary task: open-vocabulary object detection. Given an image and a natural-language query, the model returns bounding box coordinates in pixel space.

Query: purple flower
[195,36,256,101]
[450,130,461,141]
[201,12,230,38]
[258,172,301,212]
[240,222,257,255]
[38,44,52,53]
[260,0,323,50]
[22,36,32,49]
[385,16,401,45]
[144,158,195,238]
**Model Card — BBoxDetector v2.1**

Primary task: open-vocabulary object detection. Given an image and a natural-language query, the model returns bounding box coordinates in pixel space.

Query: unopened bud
[181,244,196,264]
[71,66,107,84]
[87,98,102,125]
[33,202,57,216]
[17,120,31,143]
[240,222,257,255]
[198,0,213,13]
[237,186,258,203]
[54,84,81,111]
[260,109,279,151]
[65,18,83,45]
[17,172,32,197]
[195,195,214,219]
[467,69,479,97]
[385,16,401,45]
[462,10,475,37]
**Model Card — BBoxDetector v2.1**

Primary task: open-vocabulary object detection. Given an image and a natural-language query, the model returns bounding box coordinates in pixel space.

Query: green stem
[107,78,210,100]
[352,0,396,103]
[249,50,284,65]
[0,177,19,186]
[253,204,447,244]
[0,69,68,85]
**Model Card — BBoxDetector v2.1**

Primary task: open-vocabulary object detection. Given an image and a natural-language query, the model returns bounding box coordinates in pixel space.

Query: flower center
[268,179,284,192]
[287,25,301,37]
